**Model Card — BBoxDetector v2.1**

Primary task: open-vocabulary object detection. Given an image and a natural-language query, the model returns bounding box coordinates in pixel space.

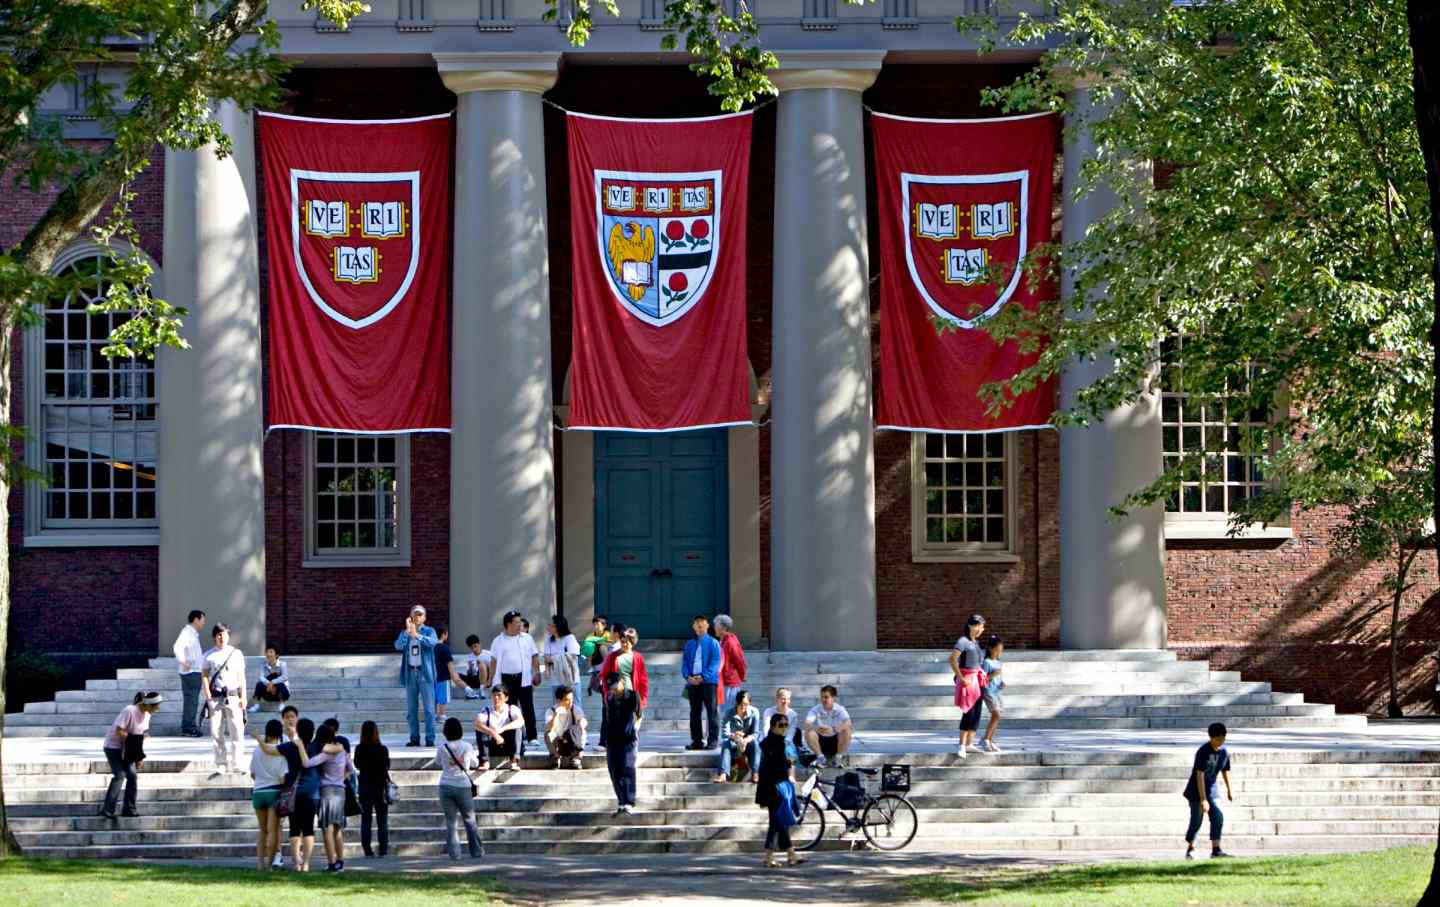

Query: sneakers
[618,804,635,814]
[979,740,1001,754]
[406,738,421,748]
[813,756,829,769]
[956,746,968,760]
[1185,849,1195,860]
[272,853,284,869]
[1211,849,1233,859]
[464,689,480,700]
[834,754,849,768]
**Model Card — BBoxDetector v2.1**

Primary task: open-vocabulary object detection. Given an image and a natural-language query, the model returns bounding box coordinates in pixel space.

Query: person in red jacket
[600,628,649,747]
[716,614,747,712]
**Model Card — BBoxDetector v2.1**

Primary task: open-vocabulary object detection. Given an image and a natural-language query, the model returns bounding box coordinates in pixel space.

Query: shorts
[982,691,1004,716]
[288,794,317,838]
[317,786,348,829]
[435,680,451,705]
[817,734,840,757]
[251,787,283,811]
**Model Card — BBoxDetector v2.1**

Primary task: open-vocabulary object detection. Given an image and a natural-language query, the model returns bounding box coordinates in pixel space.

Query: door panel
[595,429,728,638]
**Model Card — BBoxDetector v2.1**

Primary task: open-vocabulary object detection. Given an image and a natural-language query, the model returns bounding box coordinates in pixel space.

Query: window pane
[947,463,966,486]
[318,523,336,548]
[964,462,981,486]
[987,517,1005,544]
[924,463,942,487]
[926,518,944,542]
[378,437,396,462]
[985,434,1004,458]
[965,434,983,458]
[945,518,965,542]
[357,437,375,462]
[986,489,1004,515]
[965,490,984,514]
[925,489,942,515]
[136,492,155,519]
[924,434,943,458]
[337,436,355,463]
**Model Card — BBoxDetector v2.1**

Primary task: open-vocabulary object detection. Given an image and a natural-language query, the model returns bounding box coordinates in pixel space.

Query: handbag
[121,731,146,765]
[384,773,401,806]
[344,780,362,817]
[444,743,478,798]
[773,779,799,828]
[275,782,299,818]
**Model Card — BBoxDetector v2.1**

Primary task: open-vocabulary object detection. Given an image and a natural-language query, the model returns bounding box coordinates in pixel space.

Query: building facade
[8,0,1437,715]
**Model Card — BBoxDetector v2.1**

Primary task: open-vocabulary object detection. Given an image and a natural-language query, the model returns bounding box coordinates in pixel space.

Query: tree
[0,0,366,858]
[1329,466,1433,719]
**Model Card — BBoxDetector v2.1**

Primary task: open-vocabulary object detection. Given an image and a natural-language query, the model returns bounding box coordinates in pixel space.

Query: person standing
[681,615,722,751]
[979,635,1006,755]
[599,628,650,749]
[99,691,162,820]
[434,625,455,723]
[715,614,747,713]
[354,720,391,858]
[308,724,356,873]
[436,717,484,860]
[170,610,205,737]
[1184,722,1235,860]
[249,718,289,871]
[543,615,583,725]
[949,614,988,759]
[580,614,609,698]
[489,610,542,750]
[602,671,643,815]
[202,623,247,777]
[394,605,439,748]
[757,712,805,868]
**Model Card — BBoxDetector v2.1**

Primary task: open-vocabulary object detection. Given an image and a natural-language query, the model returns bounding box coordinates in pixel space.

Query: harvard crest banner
[873,111,1058,432]
[259,111,452,432]
[567,110,752,431]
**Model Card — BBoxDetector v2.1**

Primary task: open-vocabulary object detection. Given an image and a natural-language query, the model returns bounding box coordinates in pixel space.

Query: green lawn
[0,859,508,906]
[906,847,1432,906]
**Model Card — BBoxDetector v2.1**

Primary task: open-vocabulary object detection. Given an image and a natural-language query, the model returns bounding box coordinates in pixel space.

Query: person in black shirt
[434,626,456,723]
[603,671,642,815]
[353,720,391,858]
[756,712,806,868]
[1183,722,1234,859]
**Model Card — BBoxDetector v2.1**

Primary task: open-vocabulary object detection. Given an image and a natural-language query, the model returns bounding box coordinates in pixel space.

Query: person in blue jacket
[394,605,439,748]
[682,614,723,750]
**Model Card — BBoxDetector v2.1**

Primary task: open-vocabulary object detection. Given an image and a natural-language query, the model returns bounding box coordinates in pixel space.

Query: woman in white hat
[100,691,163,819]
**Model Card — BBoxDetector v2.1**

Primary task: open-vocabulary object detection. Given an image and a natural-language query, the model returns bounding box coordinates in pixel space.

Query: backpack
[831,771,866,810]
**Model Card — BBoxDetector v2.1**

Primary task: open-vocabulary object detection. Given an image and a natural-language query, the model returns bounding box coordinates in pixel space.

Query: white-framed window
[24,247,159,547]
[1160,336,1290,539]
[910,432,1018,562]
[303,431,411,567]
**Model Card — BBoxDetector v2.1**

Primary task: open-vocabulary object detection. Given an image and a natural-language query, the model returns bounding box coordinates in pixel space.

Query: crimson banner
[873,111,1058,432]
[259,112,452,432]
[566,111,752,431]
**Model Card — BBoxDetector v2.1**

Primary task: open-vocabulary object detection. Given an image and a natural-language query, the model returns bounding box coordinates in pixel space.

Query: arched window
[25,248,159,544]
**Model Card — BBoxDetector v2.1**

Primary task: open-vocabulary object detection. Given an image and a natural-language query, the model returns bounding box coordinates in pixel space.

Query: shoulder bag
[444,742,478,798]
[384,770,401,805]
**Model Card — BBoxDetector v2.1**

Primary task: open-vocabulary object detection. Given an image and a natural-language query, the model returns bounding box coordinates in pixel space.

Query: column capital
[434,52,560,94]
[770,50,884,93]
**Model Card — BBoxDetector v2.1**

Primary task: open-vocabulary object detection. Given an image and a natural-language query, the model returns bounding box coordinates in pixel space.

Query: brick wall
[1166,506,1440,716]
[6,144,165,666]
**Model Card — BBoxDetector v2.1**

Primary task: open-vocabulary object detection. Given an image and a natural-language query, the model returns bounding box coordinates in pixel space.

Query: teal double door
[594,429,729,639]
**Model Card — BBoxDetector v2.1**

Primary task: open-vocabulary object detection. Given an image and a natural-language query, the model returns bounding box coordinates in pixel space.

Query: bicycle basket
[881,763,911,793]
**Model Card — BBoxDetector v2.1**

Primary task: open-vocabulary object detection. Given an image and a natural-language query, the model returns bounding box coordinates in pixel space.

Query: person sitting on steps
[249,643,290,713]
[802,684,853,769]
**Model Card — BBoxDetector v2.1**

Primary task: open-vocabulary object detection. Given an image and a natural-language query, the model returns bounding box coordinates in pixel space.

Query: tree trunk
[0,318,19,856]
[1409,0,1440,900]
[1391,550,1413,720]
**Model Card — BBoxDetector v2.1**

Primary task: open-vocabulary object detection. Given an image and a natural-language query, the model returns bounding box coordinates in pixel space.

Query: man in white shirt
[202,623,247,776]
[489,610,542,751]
[803,684,853,768]
[171,610,206,737]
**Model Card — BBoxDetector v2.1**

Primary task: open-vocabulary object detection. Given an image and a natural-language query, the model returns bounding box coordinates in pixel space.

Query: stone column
[769,51,883,652]
[158,102,266,654]
[435,52,560,639]
[1058,86,1167,649]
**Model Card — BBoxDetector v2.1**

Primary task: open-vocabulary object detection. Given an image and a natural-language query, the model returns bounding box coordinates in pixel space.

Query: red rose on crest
[664,221,686,241]
[690,219,710,239]
[668,273,689,292]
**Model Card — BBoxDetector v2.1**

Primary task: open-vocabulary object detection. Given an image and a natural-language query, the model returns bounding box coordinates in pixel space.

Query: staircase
[8,648,1424,859]
[5,649,1361,738]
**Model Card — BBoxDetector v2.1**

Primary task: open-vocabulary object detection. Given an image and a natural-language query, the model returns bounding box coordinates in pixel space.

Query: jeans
[404,668,436,744]
[719,737,759,778]
[253,681,290,703]
[102,747,137,815]
[179,672,202,734]
[765,803,792,851]
[688,682,719,747]
[720,685,740,711]
[606,740,638,807]
[1185,795,1224,843]
[438,783,482,859]
[359,788,388,855]
[500,674,538,745]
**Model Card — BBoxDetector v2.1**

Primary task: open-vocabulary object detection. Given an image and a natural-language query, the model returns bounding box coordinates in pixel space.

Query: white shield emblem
[290,169,421,330]
[594,169,721,327]
[901,170,1029,328]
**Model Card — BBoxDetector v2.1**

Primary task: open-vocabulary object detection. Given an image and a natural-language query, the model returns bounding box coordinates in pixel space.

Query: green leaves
[972,0,1432,532]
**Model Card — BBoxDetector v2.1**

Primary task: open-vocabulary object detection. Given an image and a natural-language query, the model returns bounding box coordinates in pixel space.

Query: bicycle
[789,765,919,851]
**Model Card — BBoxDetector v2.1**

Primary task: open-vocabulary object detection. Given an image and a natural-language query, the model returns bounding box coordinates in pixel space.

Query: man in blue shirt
[682,614,722,750]
[394,605,439,748]
[1183,721,1234,860]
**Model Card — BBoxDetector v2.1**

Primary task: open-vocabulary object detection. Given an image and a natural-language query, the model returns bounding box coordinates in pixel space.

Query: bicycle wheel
[861,794,918,851]
[791,794,827,851]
